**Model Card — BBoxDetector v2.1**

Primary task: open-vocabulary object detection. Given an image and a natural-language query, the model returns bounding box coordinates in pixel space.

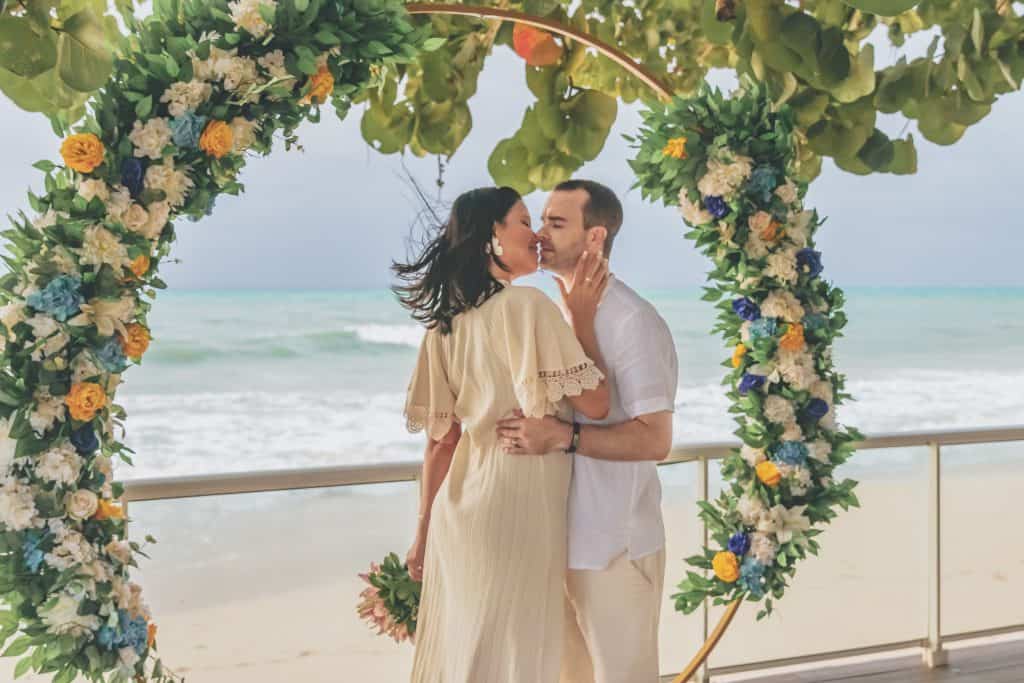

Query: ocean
[113,285,1024,479]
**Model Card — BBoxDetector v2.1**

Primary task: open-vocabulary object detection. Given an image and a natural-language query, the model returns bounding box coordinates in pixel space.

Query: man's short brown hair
[554,179,623,256]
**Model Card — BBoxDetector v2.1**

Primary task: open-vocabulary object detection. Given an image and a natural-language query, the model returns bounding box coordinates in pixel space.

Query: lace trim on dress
[404,406,456,441]
[519,361,605,418]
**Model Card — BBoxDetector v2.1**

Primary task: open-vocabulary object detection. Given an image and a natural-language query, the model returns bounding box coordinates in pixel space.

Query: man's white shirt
[561,276,679,571]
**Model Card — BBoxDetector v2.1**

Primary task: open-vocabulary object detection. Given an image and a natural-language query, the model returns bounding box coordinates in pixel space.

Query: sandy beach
[1,449,1021,682]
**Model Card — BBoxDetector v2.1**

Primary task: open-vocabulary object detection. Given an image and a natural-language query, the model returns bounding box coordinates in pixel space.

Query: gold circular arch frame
[406,4,742,681]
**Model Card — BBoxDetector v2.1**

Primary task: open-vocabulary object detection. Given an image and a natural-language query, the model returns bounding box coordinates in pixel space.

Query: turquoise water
[114,285,1024,478]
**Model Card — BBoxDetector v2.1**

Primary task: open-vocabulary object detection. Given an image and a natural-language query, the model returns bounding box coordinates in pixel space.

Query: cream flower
[105,539,133,565]
[785,210,815,248]
[0,417,15,475]
[30,389,65,434]
[45,528,96,570]
[26,315,69,360]
[32,209,59,230]
[744,231,770,260]
[217,55,261,92]
[229,0,277,38]
[230,116,260,152]
[775,179,799,205]
[76,225,131,271]
[69,296,136,337]
[749,531,778,565]
[258,49,291,82]
[190,45,234,81]
[160,79,213,118]
[48,245,80,275]
[764,395,796,425]
[809,439,832,464]
[737,492,767,527]
[140,200,171,240]
[781,420,803,442]
[111,577,149,619]
[40,593,101,637]
[776,348,817,391]
[779,464,812,496]
[679,190,713,226]
[121,203,150,233]
[758,504,811,544]
[740,444,766,467]
[118,647,141,677]
[36,442,82,486]
[128,118,172,160]
[144,159,193,208]
[765,247,799,284]
[761,290,805,323]
[71,352,102,383]
[0,300,26,335]
[718,220,736,246]
[739,320,752,344]
[78,178,110,203]
[0,479,38,531]
[809,379,833,403]
[105,185,133,223]
[697,154,753,198]
[66,489,99,521]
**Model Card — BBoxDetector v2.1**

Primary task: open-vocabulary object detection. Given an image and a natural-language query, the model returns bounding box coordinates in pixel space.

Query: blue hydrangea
[121,158,147,198]
[26,275,83,322]
[797,248,824,278]
[773,440,808,466]
[70,423,99,455]
[22,530,47,573]
[170,112,208,149]
[732,297,760,322]
[746,165,779,204]
[739,556,767,598]
[704,195,730,219]
[95,338,129,373]
[727,532,750,557]
[805,398,830,421]
[97,625,116,650]
[749,317,778,341]
[738,373,766,396]
[98,610,149,654]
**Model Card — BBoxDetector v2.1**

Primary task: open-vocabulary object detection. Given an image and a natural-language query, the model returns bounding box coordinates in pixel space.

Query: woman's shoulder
[495,284,560,316]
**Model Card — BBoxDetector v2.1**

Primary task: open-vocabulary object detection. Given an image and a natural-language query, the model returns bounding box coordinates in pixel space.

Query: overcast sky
[1,47,1021,291]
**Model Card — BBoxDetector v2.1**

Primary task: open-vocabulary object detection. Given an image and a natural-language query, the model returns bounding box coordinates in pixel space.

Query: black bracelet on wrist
[566,420,581,454]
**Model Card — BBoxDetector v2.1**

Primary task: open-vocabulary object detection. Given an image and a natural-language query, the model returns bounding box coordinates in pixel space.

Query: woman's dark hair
[393,186,522,334]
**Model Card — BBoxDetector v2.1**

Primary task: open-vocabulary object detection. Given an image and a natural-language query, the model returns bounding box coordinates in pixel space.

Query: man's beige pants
[560,548,666,683]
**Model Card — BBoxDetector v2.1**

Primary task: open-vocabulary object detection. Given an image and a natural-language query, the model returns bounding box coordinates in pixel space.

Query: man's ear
[586,226,608,251]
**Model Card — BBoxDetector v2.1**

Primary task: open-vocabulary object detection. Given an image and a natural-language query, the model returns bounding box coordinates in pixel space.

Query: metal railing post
[696,454,711,683]
[924,442,948,668]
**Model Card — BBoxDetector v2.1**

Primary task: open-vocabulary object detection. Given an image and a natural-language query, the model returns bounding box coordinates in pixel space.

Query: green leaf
[841,0,919,16]
[422,37,446,52]
[2,636,32,657]
[134,94,152,119]
[57,9,113,92]
[0,16,58,79]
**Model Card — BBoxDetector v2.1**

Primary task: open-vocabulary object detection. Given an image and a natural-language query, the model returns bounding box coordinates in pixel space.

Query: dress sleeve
[404,327,457,440]
[500,287,604,418]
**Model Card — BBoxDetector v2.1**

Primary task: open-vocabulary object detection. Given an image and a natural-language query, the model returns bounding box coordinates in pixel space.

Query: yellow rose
[60,134,105,174]
[301,64,334,105]
[731,343,747,368]
[129,254,150,279]
[712,551,739,583]
[93,499,125,521]
[779,323,805,352]
[662,136,687,160]
[65,382,107,421]
[199,120,234,159]
[119,323,151,360]
[756,460,781,487]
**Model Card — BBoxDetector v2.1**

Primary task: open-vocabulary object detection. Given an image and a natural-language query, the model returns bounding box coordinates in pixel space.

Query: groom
[497,179,679,683]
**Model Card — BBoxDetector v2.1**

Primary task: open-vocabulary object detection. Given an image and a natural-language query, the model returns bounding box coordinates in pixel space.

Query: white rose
[105,539,133,565]
[77,179,110,203]
[144,160,194,208]
[765,247,799,285]
[35,442,82,486]
[776,348,817,392]
[66,489,99,520]
[120,203,150,233]
[764,395,796,425]
[761,290,805,323]
[128,118,173,160]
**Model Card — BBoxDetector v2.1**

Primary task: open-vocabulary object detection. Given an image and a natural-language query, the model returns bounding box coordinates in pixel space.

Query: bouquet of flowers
[357,553,420,643]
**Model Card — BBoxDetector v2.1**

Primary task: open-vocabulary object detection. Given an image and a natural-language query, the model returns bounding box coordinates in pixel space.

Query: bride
[394,186,610,682]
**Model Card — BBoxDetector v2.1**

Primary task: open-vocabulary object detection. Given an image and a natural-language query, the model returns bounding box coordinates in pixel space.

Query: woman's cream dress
[405,284,603,683]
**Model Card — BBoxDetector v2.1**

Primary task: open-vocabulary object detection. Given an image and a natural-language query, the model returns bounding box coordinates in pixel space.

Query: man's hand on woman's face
[557,250,609,328]
[496,410,571,455]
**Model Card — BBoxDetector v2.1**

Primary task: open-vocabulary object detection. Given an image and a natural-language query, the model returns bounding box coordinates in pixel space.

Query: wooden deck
[710,638,1024,682]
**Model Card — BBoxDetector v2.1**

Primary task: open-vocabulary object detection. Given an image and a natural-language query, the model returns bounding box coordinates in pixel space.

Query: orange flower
[93,499,126,521]
[779,323,805,352]
[301,65,334,105]
[119,323,151,360]
[759,219,784,243]
[712,551,739,583]
[60,133,105,174]
[65,382,107,421]
[731,343,747,368]
[148,623,158,648]
[756,461,781,487]
[512,24,563,67]
[662,136,688,160]
[200,120,234,159]
[129,254,150,278]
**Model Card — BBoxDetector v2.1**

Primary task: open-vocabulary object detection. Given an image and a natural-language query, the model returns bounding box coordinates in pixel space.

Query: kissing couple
[395,180,679,683]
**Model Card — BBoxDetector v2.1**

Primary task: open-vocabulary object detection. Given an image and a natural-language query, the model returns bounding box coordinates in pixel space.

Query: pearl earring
[489,236,504,257]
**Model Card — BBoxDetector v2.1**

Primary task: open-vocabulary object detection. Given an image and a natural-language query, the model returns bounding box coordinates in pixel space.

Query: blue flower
[739,556,766,598]
[97,625,117,650]
[738,373,766,396]
[22,530,47,573]
[704,195,730,219]
[117,609,149,655]
[727,532,750,557]
[170,112,208,149]
[70,423,99,455]
[732,297,760,322]
[95,337,129,373]
[26,275,83,322]
[749,317,778,341]
[797,249,823,278]
[773,441,808,466]
[121,158,147,198]
[746,165,779,204]
[802,313,827,333]
[805,398,830,421]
